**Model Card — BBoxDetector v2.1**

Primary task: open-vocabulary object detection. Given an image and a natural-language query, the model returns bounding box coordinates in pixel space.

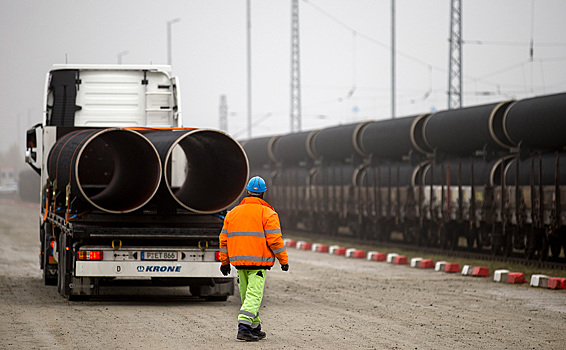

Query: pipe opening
[76,130,161,213]
[166,130,249,213]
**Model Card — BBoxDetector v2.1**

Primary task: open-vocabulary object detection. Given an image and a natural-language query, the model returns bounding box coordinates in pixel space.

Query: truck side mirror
[25,123,42,175]
[26,128,37,149]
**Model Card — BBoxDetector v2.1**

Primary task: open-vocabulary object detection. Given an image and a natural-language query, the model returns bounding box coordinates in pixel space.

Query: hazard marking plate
[141,251,178,261]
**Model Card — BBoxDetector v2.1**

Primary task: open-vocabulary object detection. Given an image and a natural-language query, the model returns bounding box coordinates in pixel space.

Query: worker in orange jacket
[219,176,289,342]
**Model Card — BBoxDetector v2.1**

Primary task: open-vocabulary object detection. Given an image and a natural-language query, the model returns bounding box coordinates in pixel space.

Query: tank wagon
[25,65,248,300]
[242,92,566,260]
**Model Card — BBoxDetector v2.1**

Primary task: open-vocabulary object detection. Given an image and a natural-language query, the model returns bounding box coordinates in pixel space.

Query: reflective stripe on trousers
[237,269,266,328]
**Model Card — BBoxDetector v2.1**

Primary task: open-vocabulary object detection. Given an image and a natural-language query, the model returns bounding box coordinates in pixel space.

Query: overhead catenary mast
[448,0,463,109]
[219,95,228,133]
[290,0,302,133]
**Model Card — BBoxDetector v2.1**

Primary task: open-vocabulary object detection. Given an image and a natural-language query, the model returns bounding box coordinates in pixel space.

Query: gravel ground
[1,198,565,350]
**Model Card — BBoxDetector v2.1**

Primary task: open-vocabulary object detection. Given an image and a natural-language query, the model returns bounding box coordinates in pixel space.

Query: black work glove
[220,264,231,276]
[281,264,289,272]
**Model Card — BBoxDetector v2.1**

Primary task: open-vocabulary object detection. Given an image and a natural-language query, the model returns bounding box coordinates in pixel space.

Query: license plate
[141,251,178,261]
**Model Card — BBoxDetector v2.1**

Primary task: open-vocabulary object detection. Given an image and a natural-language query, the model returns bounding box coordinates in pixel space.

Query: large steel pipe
[47,128,162,213]
[241,135,280,168]
[422,157,501,187]
[503,92,566,151]
[311,122,370,161]
[272,130,319,165]
[505,153,566,186]
[423,101,514,156]
[359,115,427,160]
[145,129,249,213]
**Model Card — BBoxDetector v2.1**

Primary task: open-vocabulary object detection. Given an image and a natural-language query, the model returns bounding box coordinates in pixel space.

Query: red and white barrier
[548,278,566,289]
[386,253,399,263]
[507,272,526,284]
[530,274,549,288]
[472,266,489,277]
[435,261,447,272]
[494,269,510,283]
[462,265,475,276]
[410,258,422,268]
[444,263,460,273]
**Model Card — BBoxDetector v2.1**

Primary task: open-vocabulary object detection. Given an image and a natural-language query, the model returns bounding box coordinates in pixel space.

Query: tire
[43,223,57,286]
[205,296,228,302]
[57,233,71,298]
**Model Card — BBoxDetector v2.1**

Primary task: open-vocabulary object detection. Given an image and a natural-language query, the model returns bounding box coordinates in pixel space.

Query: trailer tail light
[215,251,221,261]
[77,251,103,261]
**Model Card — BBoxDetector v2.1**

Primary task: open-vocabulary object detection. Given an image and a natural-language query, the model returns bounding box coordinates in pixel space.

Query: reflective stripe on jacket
[219,196,288,269]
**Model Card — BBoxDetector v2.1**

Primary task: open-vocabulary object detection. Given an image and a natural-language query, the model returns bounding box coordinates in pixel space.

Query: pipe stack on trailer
[47,128,248,215]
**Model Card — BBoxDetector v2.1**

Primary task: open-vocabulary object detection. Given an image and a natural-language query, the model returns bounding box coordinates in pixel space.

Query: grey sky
[1,0,566,158]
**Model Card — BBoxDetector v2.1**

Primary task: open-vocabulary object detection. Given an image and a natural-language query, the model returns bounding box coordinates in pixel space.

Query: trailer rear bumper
[76,261,237,278]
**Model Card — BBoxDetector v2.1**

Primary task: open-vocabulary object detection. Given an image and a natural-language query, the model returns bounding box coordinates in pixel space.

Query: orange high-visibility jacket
[219,196,288,269]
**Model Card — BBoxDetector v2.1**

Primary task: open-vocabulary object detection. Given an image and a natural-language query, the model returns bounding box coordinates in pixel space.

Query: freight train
[242,92,566,261]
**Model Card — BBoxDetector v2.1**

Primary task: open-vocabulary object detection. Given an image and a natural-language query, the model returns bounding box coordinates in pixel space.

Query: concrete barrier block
[296,241,306,249]
[445,263,460,273]
[317,244,329,253]
[373,252,387,261]
[507,272,526,284]
[284,239,297,248]
[334,247,347,256]
[300,242,312,251]
[329,245,341,254]
[367,251,379,260]
[420,259,434,269]
[352,250,366,259]
[346,248,357,258]
[435,261,447,272]
[410,257,423,268]
[462,265,475,276]
[548,278,566,290]
[494,269,510,283]
[530,274,549,288]
[394,255,408,265]
[386,253,399,263]
[472,266,489,277]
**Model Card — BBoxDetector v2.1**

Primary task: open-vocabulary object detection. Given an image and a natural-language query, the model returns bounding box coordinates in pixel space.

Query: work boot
[237,324,259,342]
[252,325,266,340]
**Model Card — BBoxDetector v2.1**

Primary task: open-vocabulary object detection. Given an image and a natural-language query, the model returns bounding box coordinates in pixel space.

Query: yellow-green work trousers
[237,269,266,329]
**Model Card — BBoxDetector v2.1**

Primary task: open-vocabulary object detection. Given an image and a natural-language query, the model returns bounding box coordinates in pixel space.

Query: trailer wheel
[39,224,45,270]
[42,228,57,286]
[57,232,72,298]
[205,296,228,302]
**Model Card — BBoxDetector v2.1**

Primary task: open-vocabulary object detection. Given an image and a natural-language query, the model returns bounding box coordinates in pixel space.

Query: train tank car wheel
[490,224,505,256]
[417,223,431,246]
[466,227,477,249]
[379,221,393,242]
[403,221,421,245]
[477,224,491,249]
[549,233,562,258]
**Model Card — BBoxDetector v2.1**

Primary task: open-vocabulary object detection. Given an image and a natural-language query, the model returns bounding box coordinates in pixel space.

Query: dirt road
[1,198,565,349]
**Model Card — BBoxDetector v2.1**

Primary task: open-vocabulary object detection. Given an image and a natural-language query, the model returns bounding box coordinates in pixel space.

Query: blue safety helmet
[246,176,267,193]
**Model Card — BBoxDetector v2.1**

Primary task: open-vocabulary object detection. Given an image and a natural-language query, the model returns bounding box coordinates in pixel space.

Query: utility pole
[391,0,396,119]
[448,0,462,109]
[167,18,181,67]
[219,95,228,133]
[246,0,252,139]
[290,0,302,133]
